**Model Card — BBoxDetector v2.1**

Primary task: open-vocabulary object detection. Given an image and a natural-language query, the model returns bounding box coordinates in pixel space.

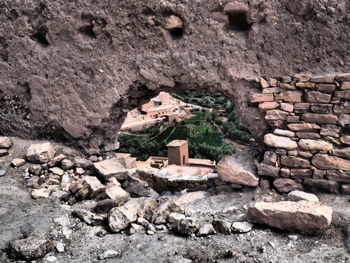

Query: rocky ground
[0,137,350,263]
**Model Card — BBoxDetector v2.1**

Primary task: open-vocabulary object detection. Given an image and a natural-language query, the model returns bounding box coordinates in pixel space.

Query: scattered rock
[231,221,253,233]
[70,176,105,199]
[11,158,26,167]
[288,190,319,202]
[31,188,51,199]
[95,199,119,214]
[0,170,6,177]
[9,237,54,261]
[98,250,119,260]
[126,175,159,198]
[26,142,56,164]
[175,217,200,236]
[0,136,13,149]
[108,198,157,232]
[217,151,259,187]
[48,154,66,167]
[164,15,183,31]
[56,242,64,253]
[127,223,145,235]
[49,167,65,176]
[29,164,42,175]
[94,158,128,180]
[0,149,9,157]
[247,201,332,233]
[212,219,231,235]
[61,159,74,170]
[72,209,105,226]
[104,178,130,205]
[74,157,94,169]
[197,224,216,236]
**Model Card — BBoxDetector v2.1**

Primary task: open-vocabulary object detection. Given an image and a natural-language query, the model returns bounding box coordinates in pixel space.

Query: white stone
[264,133,298,150]
[56,242,65,253]
[0,136,13,149]
[94,158,128,180]
[288,190,319,202]
[31,188,51,199]
[298,139,333,151]
[49,167,64,176]
[11,158,26,167]
[273,129,295,138]
[26,142,56,163]
[231,221,253,233]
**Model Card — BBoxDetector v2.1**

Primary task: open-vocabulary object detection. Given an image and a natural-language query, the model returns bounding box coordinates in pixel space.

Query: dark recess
[227,12,251,31]
[30,27,49,47]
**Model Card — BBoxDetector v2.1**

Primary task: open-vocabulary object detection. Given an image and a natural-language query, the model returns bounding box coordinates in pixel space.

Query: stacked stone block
[251,73,350,194]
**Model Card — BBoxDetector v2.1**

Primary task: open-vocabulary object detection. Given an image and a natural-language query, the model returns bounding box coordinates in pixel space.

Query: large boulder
[94,158,128,180]
[247,201,332,233]
[26,142,56,163]
[9,237,54,261]
[108,198,158,232]
[217,149,259,187]
[0,136,13,149]
[70,176,105,199]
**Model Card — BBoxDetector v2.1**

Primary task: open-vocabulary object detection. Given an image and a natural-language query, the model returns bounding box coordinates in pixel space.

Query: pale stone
[259,102,279,110]
[298,139,333,151]
[288,190,319,202]
[273,178,303,193]
[105,179,130,205]
[231,221,253,233]
[70,176,105,199]
[288,123,320,131]
[165,15,183,30]
[11,158,26,167]
[273,129,295,137]
[99,250,119,260]
[94,158,128,180]
[31,188,51,199]
[247,201,332,233]
[341,135,350,145]
[49,167,64,176]
[26,142,56,164]
[312,154,350,170]
[264,133,298,150]
[197,224,216,236]
[0,136,13,149]
[217,155,259,187]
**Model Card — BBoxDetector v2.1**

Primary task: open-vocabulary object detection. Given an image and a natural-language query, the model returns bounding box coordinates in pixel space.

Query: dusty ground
[0,139,350,263]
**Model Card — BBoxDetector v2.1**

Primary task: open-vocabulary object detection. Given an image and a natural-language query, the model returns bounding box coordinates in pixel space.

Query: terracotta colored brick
[301,113,337,125]
[275,91,302,102]
[295,82,316,89]
[250,93,274,103]
[259,102,279,110]
[316,84,336,93]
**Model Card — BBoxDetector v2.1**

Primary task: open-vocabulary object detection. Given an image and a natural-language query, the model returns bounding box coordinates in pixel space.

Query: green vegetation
[118,92,252,162]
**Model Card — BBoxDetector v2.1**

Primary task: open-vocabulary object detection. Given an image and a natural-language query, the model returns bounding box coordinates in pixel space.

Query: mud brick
[294,74,311,82]
[269,78,279,86]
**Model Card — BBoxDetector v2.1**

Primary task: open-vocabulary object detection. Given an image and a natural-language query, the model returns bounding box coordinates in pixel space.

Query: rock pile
[253,73,350,194]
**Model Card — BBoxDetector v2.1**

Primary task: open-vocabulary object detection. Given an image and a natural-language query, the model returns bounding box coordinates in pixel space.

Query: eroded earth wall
[1,0,350,153]
[254,73,350,194]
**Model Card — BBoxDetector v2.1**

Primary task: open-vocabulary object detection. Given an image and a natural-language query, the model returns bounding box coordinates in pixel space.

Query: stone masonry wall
[251,73,350,195]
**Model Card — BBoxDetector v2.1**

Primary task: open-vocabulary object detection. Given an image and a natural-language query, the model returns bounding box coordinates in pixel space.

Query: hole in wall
[30,26,49,47]
[227,12,251,31]
[78,24,97,39]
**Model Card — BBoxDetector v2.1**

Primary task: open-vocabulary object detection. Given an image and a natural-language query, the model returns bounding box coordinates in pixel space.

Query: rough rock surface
[1,0,350,151]
[26,142,55,163]
[9,237,54,261]
[247,201,332,233]
[217,149,259,187]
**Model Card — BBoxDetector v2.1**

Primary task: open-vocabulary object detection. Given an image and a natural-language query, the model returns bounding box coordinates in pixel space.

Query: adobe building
[167,140,189,166]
